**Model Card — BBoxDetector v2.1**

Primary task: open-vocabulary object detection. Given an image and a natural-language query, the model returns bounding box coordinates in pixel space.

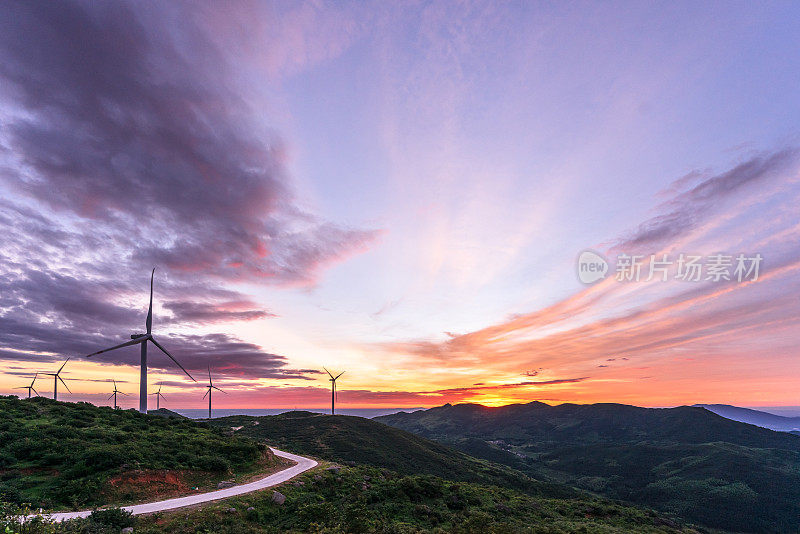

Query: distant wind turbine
[13,373,39,398]
[44,358,71,401]
[203,365,226,419]
[86,268,195,413]
[324,368,344,415]
[150,382,166,410]
[108,379,128,409]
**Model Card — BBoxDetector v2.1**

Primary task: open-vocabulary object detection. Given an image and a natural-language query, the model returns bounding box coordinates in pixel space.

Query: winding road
[39,448,317,522]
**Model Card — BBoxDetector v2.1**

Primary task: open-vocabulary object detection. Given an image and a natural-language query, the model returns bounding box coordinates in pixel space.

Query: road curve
[39,448,317,522]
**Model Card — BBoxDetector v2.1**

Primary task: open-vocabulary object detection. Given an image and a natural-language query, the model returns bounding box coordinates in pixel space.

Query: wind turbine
[44,358,71,401]
[149,382,166,410]
[108,379,128,409]
[13,373,39,398]
[86,268,195,413]
[324,368,344,415]
[203,365,226,419]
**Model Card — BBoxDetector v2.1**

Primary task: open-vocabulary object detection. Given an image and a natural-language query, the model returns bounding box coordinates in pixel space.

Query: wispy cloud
[371,150,800,405]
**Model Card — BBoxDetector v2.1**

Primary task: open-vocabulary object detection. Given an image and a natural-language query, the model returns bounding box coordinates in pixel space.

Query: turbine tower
[324,368,344,415]
[203,365,226,419]
[108,379,128,409]
[150,382,166,410]
[44,359,71,401]
[86,268,195,413]
[13,373,39,398]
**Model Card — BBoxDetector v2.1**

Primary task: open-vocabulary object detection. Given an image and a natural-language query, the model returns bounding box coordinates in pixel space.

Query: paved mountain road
[39,448,317,522]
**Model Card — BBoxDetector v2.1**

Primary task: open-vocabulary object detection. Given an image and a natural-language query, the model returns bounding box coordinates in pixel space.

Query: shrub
[194,455,230,472]
[88,507,134,528]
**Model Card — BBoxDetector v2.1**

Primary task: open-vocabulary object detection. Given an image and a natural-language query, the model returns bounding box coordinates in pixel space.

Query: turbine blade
[31,372,38,387]
[58,375,72,393]
[335,371,345,379]
[86,337,145,357]
[108,393,115,400]
[120,392,129,396]
[203,389,210,399]
[208,364,212,385]
[12,386,25,389]
[212,386,226,394]
[146,267,155,334]
[323,367,334,379]
[31,387,39,396]
[57,357,70,374]
[148,337,195,381]
[159,393,166,400]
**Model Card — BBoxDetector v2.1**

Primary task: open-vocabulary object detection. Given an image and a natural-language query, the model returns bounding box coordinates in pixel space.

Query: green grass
[131,465,698,534]
[2,465,698,534]
[0,396,272,510]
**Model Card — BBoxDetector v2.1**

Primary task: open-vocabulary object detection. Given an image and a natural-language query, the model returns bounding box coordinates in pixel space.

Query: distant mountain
[377,402,800,533]
[693,403,800,432]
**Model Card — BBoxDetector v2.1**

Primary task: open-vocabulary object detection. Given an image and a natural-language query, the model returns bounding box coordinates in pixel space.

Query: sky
[1,0,799,411]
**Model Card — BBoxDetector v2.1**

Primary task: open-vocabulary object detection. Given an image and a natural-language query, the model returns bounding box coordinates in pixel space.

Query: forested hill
[377,402,800,532]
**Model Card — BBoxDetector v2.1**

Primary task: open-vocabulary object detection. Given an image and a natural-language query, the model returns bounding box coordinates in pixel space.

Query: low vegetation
[3,466,698,534]
[0,396,273,510]
[211,411,573,498]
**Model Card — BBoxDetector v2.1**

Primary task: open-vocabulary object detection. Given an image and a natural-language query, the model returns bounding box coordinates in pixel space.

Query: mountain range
[376,401,800,533]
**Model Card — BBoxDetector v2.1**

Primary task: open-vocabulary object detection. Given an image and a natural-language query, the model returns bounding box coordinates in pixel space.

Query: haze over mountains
[377,401,800,533]
[694,404,800,433]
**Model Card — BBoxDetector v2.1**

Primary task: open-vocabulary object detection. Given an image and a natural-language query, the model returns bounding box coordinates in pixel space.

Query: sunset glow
[1,1,800,412]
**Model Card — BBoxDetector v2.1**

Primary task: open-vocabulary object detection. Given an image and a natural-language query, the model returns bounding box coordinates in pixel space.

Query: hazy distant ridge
[693,404,800,432]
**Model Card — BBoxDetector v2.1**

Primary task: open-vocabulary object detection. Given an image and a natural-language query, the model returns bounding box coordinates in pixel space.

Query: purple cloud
[0,1,377,285]
[0,1,377,382]
[616,149,798,251]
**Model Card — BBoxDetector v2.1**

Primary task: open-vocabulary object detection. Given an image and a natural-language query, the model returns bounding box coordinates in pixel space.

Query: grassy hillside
[134,465,698,534]
[0,396,274,509]
[5,465,698,533]
[211,410,574,498]
[377,402,800,533]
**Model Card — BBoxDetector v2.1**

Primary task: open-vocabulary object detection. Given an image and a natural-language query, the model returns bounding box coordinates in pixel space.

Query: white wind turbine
[150,382,166,410]
[13,372,40,398]
[86,269,195,413]
[44,358,71,401]
[108,379,128,409]
[324,367,344,415]
[203,365,226,419]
